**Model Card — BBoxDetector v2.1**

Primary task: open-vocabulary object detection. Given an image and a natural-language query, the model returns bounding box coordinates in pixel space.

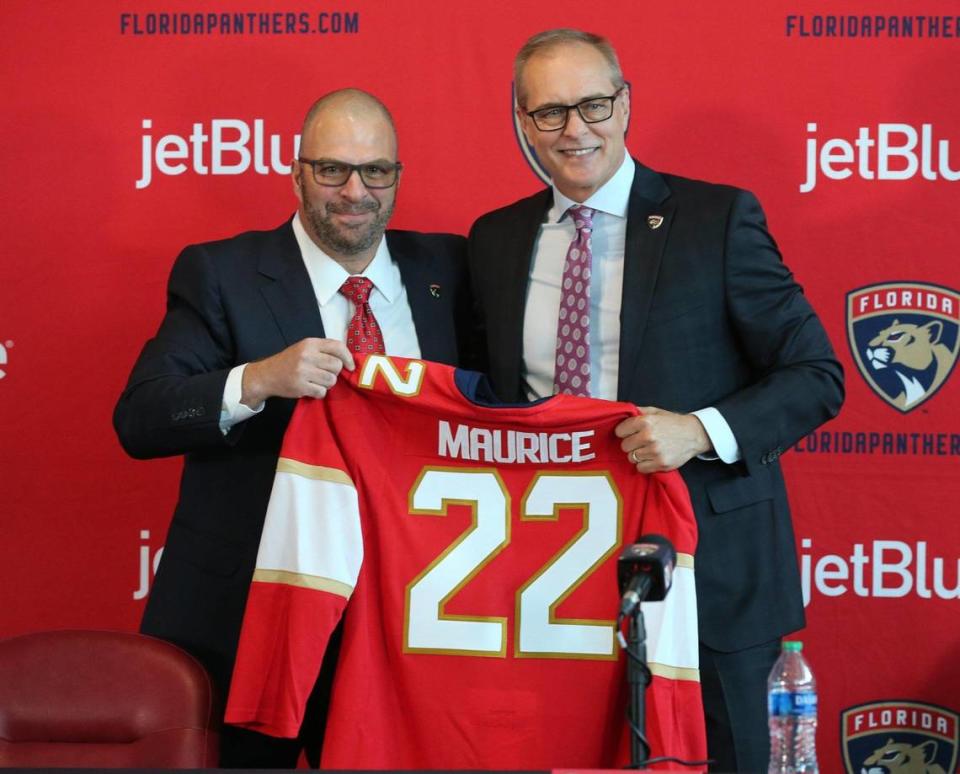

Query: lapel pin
[429,283,441,299]
[647,214,664,230]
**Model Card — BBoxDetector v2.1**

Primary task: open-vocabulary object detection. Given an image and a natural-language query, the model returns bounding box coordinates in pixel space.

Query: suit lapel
[617,161,675,399]
[498,190,551,399]
[389,232,447,362]
[258,220,326,344]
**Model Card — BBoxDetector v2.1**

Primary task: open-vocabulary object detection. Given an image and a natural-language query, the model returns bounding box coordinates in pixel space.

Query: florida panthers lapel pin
[429,283,441,299]
[647,214,664,230]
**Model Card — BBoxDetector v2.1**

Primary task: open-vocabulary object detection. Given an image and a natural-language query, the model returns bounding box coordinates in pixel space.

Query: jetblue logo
[801,537,960,605]
[137,118,300,189]
[841,701,958,774]
[801,123,959,192]
[847,282,960,413]
[133,530,164,601]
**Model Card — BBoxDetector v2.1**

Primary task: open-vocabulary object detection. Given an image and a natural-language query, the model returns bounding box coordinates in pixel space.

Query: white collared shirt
[522,154,634,404]
[522,155,740,463]
[291,213,421,359]
[219,213,420,430]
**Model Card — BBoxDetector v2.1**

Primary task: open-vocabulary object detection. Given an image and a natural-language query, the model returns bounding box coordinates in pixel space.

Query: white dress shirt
[522,155,740,463]
[219,213,421,431]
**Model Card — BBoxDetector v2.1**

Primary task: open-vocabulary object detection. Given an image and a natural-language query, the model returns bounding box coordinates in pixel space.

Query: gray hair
[514,29,624,106]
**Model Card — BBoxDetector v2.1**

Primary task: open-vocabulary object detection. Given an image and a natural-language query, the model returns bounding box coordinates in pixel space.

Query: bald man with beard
[115,89,474,767]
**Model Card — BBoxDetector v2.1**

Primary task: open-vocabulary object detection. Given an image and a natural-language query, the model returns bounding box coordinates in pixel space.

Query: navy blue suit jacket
[115,219,472,695]
[468,162,844,652]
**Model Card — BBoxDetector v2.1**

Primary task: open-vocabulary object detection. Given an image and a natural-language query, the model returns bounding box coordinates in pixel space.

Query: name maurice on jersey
[437,420,596,464]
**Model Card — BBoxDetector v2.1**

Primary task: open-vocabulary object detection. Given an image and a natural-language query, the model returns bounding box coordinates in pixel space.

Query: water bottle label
[768,690,817,717]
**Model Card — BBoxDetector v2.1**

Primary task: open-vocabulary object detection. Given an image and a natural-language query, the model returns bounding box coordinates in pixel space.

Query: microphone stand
[623,604,652,768]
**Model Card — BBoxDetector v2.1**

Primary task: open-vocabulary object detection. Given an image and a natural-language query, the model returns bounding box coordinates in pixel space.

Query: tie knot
[567,205,595,232]
[339,276,374,305]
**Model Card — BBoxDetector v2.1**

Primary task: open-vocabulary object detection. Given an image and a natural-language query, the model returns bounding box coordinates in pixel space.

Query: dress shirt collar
[547,154,636,223]
[292,212,399,304]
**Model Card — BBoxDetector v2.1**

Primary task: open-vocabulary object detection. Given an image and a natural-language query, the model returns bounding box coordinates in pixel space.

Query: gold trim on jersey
[276,457,354,486]
[676,552,695,569]
[253,568,353,599]
[514,471,623,660]
[404,467,511,658]
[357,354,425,396]
[650,661,701,683]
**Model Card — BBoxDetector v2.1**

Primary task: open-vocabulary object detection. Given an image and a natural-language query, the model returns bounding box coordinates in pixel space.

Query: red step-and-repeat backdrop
[2,2,958,771]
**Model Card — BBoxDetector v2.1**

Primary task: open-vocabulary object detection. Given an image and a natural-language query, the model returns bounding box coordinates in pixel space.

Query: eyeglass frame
[523,87,626,132]
[296,157,403,189]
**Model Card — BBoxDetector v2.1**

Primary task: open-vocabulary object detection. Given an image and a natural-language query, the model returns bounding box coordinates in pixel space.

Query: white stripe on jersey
[642,558,699,680]
[255,466,363,595]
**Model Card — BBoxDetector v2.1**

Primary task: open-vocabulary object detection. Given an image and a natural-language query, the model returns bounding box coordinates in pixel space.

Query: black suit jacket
[468,161,844,652]
[114,219,472,695]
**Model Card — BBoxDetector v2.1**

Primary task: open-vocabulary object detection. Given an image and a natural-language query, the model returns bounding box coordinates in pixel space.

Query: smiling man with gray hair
[468,28,844,772]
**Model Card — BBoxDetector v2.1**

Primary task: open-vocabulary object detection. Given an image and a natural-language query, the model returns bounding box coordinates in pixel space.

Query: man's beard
[304,197,394,257]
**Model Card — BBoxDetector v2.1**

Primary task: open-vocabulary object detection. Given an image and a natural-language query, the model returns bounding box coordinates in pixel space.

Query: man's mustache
[327,200,379,215]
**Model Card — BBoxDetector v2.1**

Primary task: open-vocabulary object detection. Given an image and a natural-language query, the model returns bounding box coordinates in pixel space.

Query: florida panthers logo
[865,319,954,409]
[847,283,960,413]
[842,701,959,774]
[861,738,946,774]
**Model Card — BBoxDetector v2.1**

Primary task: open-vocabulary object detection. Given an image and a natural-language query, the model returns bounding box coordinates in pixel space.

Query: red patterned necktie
[339,276,385,355]
[554,205,595,396]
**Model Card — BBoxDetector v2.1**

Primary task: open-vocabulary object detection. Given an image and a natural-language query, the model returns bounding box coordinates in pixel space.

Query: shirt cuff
[219,364,264,435]
[691,407,741,464]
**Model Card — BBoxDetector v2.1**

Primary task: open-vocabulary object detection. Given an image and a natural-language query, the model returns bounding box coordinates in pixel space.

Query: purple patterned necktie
[553,205,595,397]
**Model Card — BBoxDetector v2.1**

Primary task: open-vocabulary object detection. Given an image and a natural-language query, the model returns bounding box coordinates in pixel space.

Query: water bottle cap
[783,640,803,652]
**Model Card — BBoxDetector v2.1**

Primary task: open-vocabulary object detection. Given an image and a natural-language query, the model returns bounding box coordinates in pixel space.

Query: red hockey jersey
[225,355,705,769]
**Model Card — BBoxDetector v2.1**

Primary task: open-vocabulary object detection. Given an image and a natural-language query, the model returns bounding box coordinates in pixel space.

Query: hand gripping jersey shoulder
[225,355,705,769]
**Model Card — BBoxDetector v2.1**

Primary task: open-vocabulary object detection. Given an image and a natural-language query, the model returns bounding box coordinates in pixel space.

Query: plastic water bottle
[767,640,818,774]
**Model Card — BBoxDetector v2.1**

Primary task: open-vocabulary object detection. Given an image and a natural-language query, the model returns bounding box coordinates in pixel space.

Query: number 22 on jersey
[404,468,623,660]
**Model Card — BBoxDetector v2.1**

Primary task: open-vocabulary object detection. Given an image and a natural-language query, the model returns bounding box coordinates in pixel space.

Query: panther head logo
[842,701,959,774]
[865,319,952,410]
[861,738,946,774]
[847,283,960,413]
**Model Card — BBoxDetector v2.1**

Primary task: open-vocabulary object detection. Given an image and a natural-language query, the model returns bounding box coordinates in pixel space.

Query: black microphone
[617,534,676,616]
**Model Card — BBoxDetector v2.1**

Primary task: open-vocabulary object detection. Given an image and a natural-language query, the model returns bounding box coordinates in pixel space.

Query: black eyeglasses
[525,88,625,132]
[297,158,402,188]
